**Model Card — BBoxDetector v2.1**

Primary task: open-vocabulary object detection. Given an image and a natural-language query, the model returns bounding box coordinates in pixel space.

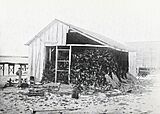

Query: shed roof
[26,19,131,51]
[0,56,28,64]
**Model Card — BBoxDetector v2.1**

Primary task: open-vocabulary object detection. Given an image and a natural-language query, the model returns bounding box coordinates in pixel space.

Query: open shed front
[26,19,133,83]
[44,45,129,84]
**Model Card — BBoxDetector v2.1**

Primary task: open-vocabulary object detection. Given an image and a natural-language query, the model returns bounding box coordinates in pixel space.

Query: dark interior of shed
[66,31,102,45]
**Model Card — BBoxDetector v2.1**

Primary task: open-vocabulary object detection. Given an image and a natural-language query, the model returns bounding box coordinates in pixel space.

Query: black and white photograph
[0,0,160,113]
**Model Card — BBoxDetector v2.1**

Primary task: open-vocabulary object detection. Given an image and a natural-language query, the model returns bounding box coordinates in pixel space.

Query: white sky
[0,0,160,56]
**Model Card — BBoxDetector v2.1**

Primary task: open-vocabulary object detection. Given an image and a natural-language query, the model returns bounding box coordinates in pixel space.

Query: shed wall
[28,22,69,81]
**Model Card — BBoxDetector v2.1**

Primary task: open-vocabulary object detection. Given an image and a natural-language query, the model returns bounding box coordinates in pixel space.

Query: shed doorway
[44,46,71,84]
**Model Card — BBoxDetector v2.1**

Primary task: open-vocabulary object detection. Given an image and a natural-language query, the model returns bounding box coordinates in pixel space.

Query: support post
[49,47,52,62]
[24,64,27,71]
[55,46,58,83]
[68,45,72,84]
[13,64,15,74]
[8,64,10,75]
[3,64,4,76]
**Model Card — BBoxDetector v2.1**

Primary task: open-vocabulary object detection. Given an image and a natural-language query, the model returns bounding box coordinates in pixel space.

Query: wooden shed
[26,19,135,83]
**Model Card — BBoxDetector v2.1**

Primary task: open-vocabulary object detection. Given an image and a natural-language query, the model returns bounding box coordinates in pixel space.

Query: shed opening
[42,45,129,86]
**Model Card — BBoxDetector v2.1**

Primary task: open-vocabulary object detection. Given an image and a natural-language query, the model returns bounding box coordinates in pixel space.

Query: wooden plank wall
[28,22,69,82]
[129,52,137,75]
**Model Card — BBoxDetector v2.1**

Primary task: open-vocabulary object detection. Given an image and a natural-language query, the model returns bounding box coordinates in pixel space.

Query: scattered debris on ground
[0,72,154,114]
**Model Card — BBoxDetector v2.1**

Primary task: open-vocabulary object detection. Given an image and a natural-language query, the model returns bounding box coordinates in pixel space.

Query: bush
[41,61,55,83]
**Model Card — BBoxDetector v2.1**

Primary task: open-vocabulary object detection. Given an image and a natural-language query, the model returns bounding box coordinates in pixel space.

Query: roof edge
[25,19,130,51]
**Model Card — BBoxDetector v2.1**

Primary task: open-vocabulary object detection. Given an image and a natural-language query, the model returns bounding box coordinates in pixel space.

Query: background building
[0,55,28,76]
[127,41,160,72]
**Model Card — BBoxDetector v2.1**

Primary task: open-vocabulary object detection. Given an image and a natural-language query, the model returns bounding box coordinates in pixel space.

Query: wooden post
[24,64,27,71]
[3,64,4,76]
[49,47,52,62]
[8,64,10,75]
[68,45,72,84]
[13,64,15,74]
[55,46,58,83]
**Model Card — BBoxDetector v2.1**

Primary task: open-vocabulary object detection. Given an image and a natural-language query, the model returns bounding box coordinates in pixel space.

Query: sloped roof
[26,19,131,51]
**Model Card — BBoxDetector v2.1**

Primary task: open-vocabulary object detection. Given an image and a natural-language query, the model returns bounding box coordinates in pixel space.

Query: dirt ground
[0,72,160,114]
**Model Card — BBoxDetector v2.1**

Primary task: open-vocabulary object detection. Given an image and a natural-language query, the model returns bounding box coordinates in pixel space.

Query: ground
[0,72,160,114]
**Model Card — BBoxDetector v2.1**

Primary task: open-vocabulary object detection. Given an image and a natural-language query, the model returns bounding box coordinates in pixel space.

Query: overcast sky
[0,0,160,56]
